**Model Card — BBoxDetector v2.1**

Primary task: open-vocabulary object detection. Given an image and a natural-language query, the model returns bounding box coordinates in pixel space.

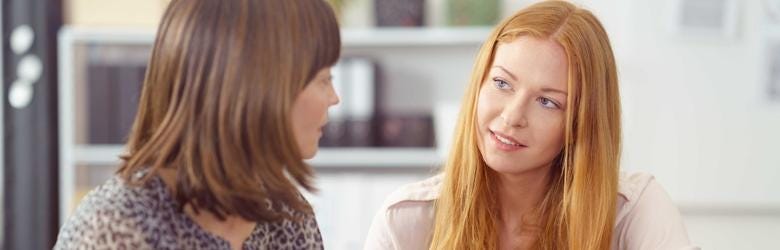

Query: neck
[495,165,552,232]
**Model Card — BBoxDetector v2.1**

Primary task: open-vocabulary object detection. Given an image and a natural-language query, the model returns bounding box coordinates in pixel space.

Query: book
[86,63,117,144]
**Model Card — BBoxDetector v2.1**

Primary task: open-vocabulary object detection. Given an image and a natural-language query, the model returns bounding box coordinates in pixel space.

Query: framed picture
[766,36,780,101]
[670,0,740,38]
[764,1,780,102]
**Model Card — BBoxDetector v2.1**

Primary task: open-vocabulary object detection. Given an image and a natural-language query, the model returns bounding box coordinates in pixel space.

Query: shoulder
[55,174,173,249]
[379,173,441,229]
[616,171,675,223]
[364,174,442,250]
[381,173,442,228]
[614,171,697,249]
[383,172,669,226]
[384,174,443,207]
[616,171,655,210]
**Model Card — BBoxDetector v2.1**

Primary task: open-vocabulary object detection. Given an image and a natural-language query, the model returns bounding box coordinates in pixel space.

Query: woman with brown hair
[365,1,697,249]
[55,0,340,249]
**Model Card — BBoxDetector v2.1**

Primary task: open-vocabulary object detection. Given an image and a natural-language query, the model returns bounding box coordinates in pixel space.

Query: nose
[328,83,340,106]
[499,94,529,128]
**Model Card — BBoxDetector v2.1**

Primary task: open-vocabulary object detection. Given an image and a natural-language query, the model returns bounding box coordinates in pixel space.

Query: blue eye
[538,97,560,109]
[493,78,512,90]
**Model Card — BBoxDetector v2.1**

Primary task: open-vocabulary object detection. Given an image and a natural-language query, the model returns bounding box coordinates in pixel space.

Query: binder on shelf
[116,65,144,142]
[85,63,145,144]
[376,114,434,148]
[86,63,117,144]
[374,0,425,27]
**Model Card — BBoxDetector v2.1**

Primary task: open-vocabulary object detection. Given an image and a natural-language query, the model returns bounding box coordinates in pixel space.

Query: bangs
[305,0,341,82]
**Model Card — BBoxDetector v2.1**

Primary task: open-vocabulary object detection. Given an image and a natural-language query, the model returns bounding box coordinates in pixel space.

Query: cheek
[306,96,329,124]
[296,100,321,131]
[476,87,496,130]
[537,115,566,151]
[290,104,308,139]
[291,99,314,136]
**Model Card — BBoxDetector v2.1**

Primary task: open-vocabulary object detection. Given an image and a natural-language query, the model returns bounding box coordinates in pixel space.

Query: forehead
[491,36,569,89]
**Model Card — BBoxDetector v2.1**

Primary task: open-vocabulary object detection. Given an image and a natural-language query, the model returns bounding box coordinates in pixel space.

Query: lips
[490,130,527,147]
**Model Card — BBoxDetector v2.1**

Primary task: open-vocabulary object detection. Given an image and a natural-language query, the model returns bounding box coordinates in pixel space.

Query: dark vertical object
[2,0,63,249]
[116,65,144,142]
[87,63,144,144]
[770,43,780,101]
[87,63,116,144]
[374,0,424,27]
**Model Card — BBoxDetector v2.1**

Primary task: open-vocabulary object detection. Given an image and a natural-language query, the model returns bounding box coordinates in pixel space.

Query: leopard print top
[54,173,324,249]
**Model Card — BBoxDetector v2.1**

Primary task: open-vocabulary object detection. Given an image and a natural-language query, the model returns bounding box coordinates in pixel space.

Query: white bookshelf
[56,25,484,227]
[58,26,491,47]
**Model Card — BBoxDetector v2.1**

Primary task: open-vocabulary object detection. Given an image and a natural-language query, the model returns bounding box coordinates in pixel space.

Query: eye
[492,78,512,90]
[538,97,560,109]
[321,76,333,86]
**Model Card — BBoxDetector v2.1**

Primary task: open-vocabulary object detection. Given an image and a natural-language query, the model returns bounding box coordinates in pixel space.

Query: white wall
[612,0,780,247]
[613,0,779,207]
[684,213,780,249]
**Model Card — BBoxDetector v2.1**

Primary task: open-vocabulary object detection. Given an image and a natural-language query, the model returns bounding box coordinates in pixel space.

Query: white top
[364,171,699,250]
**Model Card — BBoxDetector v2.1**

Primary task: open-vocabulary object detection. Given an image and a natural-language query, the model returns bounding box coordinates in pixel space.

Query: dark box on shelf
[376,114,434,148]
[86,64,144,144]
[375,0,425,27]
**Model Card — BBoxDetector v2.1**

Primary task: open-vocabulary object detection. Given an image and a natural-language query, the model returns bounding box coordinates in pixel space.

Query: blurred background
[2,0,779,249]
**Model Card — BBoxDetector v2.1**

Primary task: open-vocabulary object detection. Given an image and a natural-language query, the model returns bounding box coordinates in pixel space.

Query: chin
[301,150,317,160]
[484,157,547,176]
[486,162,526,175]
[300,144,319,160]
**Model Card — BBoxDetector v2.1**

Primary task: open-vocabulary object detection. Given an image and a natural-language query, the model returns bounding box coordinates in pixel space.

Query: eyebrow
[541,87,568,96]
[493,65,568,96]
[491,65,519,82]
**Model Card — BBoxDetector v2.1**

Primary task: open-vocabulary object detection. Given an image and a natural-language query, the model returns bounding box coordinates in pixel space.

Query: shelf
[59,26,155,45]
[59,25,492,47]
[73,145,442,168]
[73,145,125,165]
[309,148,441,168]
[342,27,491,47]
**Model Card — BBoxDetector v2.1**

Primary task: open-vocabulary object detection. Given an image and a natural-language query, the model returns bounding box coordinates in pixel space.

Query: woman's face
[291,67,340,159]
[477,37,569,176]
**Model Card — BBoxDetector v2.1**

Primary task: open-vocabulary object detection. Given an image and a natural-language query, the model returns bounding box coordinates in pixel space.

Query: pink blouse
[364,171,699,250]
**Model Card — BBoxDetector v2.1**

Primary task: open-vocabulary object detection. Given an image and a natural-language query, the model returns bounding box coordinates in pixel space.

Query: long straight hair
[117,0,341,222]
[429,1,621,249]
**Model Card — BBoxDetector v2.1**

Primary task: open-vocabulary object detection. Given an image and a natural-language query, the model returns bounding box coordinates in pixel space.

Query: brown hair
[117,0,341,222]
[429,1,621,249]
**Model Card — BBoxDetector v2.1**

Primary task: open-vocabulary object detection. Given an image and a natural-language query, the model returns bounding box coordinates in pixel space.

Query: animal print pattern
[54,173,323,249]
